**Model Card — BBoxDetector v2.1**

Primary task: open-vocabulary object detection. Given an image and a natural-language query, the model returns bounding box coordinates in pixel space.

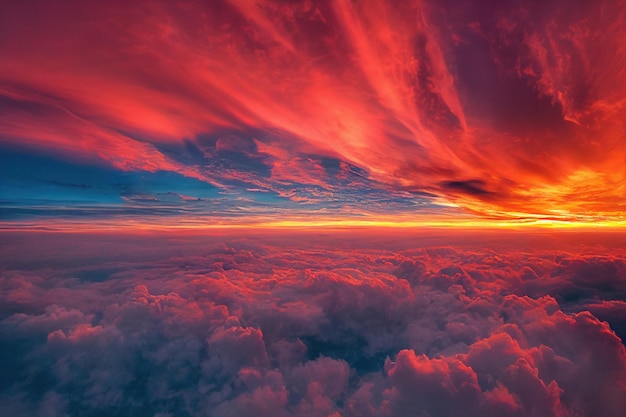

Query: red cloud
[2,0,624,221]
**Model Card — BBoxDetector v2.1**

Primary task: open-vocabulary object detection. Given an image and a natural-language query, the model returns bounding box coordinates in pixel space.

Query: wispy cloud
[1,0,624,225]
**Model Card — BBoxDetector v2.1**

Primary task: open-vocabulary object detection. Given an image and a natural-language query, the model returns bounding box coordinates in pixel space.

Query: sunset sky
[2,0,625,228]
[2,2,626,416]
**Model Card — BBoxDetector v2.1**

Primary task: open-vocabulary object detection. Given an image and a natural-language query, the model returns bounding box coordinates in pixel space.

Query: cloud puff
[1,230,625,416]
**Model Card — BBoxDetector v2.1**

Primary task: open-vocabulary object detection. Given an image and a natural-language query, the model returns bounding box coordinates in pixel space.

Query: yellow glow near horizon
[3,214,626,233]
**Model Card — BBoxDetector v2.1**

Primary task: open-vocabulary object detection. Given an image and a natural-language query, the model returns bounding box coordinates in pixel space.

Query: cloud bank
[1,230,625,416]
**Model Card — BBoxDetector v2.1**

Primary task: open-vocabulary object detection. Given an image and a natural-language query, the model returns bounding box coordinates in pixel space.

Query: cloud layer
[1,0,625,224]
[1,230,625,416]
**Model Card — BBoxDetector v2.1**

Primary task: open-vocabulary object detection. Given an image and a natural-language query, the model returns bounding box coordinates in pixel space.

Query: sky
[2,0,625,228]
[2,1,626,416]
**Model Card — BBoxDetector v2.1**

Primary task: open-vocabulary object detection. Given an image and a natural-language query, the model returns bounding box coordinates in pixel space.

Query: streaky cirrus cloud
[1,229,625,416]
[1,0,625,224]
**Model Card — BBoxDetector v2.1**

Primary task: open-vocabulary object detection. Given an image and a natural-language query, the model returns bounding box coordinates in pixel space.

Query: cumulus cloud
[1,230,625,416]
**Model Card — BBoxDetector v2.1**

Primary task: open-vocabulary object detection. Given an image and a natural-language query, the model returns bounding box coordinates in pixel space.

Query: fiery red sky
[2,2,626,416]
[2,0,625,227]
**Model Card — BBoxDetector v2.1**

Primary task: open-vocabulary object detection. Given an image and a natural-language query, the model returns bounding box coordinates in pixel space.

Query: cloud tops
[1,229,625,416]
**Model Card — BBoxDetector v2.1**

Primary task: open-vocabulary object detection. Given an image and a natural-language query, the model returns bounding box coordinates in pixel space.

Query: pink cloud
[1,230,626,415]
